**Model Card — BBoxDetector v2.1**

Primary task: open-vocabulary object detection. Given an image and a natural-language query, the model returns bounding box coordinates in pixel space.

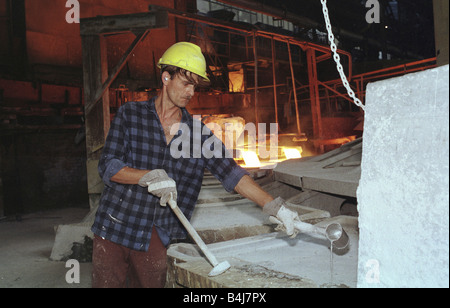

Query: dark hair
[160,65,210,88]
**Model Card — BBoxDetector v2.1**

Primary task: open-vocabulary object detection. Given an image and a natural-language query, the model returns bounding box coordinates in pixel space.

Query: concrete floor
[0,178,351,288]
[0,208,92,288]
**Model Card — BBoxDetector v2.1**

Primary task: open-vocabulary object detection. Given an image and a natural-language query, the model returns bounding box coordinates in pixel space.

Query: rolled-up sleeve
[220,163,249,192]
[100,158,126,187]
[203,127,249,192]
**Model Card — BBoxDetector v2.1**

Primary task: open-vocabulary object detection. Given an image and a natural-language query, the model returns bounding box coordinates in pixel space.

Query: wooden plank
[100,35,111,140]
[81,35,108,157]
[87,159,104,194]
[80,11,168,35]
[81,34,110,209]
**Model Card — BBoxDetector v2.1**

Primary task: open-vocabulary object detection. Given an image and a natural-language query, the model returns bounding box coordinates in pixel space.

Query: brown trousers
[92,227,168,288]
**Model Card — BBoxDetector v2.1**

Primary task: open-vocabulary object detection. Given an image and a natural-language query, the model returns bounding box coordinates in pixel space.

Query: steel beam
[306,48,323,152]
[271,37,279,124]
[253,34,259,125]
[287,41,301,136]
[80,11,168,35]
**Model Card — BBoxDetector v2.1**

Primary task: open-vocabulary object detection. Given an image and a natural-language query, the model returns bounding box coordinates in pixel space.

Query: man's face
[165,72,198,109]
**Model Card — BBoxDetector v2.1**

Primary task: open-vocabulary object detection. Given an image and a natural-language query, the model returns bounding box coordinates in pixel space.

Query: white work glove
[263,197,300,237]
[138,169,177,206]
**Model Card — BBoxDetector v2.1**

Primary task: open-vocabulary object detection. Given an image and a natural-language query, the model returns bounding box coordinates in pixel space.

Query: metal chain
[320,0,366,111]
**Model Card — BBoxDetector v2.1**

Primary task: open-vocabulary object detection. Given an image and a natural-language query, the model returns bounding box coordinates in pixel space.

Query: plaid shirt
[91,98,248,251]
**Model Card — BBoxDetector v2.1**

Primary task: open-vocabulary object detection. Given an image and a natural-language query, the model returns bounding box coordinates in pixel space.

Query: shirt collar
[147,96,193,129]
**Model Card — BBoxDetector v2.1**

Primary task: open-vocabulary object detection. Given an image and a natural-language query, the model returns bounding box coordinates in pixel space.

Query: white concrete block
[49,223,93,261]
[357,65,449,287]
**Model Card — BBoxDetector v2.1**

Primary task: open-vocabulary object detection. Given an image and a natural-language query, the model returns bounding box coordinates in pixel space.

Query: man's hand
[138,169,177,206]
[263,197,300,237]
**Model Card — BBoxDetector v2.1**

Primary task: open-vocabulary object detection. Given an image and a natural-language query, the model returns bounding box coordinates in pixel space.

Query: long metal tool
[168,198,231,277]
[270,216,349,250]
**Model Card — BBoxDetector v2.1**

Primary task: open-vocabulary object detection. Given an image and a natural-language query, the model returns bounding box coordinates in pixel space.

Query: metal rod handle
[168,199,219,267]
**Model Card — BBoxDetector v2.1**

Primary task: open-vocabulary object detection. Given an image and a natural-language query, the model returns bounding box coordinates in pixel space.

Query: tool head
[208,261,231,277]
[325,223,349,250]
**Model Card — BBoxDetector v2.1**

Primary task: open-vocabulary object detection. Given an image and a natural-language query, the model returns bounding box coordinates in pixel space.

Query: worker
[90,42,301,288]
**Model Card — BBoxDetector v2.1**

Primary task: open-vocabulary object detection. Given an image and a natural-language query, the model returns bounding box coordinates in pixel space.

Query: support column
[253,34,259,125]
[287,41,301,136]
[0,151,3,218]
[81,35,109,210]
[306,48,323,153]
[271,37,278,125]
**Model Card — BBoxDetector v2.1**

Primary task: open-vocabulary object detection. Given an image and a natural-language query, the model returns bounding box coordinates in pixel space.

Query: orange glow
[238,146,303,169]
[283,147,302,159]
[242,151,261,168]
[201,115,304,169]
[229,69,244,92]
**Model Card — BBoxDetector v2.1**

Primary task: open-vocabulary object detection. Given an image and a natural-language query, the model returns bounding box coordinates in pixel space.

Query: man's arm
[234,175,274,208]
[110,166,149,185]
[112,167,177,206]
[235,174,302,237]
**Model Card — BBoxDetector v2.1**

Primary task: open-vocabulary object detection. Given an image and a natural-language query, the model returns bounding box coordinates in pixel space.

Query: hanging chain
[320,0,366,111]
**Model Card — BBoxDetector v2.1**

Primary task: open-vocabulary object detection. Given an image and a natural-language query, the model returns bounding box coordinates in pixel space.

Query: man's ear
[162,72,171,85]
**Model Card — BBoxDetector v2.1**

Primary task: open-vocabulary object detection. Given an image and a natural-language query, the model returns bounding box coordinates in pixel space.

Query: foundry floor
[0,207,92,288]
[0,198,353,288]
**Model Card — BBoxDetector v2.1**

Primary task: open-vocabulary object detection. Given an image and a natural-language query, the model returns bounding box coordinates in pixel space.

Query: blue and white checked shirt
[91,97,248,251]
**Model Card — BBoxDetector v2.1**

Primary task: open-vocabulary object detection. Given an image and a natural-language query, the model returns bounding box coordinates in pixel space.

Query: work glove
[263,197,300,237]
[138,169,177,206]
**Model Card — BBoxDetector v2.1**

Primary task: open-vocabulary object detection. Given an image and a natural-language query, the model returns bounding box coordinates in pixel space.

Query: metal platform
[167,216,359,288]
[273,138,362,197]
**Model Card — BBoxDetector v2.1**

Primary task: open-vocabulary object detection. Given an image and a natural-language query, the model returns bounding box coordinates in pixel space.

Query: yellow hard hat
[158,42,210,82]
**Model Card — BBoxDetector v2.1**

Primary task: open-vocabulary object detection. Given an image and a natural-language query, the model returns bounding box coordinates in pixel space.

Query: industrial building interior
[0,0,448,288]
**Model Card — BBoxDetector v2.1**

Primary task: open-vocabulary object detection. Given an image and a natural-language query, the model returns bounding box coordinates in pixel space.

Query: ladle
[269,217,349,250]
